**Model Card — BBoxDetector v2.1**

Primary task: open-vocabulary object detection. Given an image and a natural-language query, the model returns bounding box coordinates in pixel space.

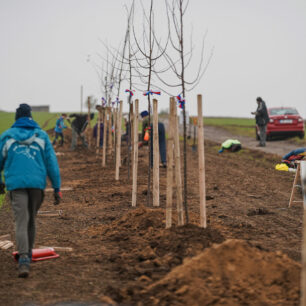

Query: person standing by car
[252,97,269,147]
[0,104,61,278]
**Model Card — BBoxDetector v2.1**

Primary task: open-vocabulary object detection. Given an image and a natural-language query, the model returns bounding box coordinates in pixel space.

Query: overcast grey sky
[0,0,305,118]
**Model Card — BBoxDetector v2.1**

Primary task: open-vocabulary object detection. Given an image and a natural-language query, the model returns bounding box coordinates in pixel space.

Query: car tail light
[269,119,274,123]
[298,118,303,122]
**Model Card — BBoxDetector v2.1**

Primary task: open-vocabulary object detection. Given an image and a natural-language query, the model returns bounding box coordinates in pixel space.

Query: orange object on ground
[13,248,60,262]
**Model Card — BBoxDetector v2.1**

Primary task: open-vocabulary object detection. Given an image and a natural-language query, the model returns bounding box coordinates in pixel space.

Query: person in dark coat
[140,111,167,168]
[251,97,269,147]
[68,113,94,150]
[93,122,104,147]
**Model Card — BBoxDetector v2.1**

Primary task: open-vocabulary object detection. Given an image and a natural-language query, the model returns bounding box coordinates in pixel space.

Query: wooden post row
[132,100,139,207]
[166,97,175,228]
[197,94,207,228]
[115,101,123,180]
[153,99,160,207]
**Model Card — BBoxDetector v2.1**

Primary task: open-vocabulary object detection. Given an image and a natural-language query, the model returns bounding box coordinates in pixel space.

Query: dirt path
[0,131,303,305]
[204,125,300,157]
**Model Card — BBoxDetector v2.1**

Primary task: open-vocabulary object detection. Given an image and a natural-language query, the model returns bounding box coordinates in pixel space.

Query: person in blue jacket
[0,104,61,278]
[52,113,67,146]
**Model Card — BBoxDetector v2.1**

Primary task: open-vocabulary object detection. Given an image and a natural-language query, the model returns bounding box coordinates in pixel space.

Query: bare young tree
[156,0,214,223]
[131,0,169,206]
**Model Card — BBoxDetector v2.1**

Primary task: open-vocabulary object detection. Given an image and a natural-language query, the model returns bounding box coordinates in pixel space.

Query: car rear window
[269,108,298,116]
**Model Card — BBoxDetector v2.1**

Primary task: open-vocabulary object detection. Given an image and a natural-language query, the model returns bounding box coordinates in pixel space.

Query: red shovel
[13,248,60,262]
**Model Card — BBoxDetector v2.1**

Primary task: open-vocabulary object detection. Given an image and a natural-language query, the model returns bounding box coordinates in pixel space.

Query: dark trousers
[71,127,88,150]
[259,125,267,146]
[53,132,64,146]
[10,189,44,256]
[150,122,167,166]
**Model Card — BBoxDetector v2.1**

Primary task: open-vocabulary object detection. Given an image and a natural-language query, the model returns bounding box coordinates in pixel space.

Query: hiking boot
[18,255,30,278]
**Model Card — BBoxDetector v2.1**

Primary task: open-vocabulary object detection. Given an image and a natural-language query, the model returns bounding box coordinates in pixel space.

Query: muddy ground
[0,129,304,305]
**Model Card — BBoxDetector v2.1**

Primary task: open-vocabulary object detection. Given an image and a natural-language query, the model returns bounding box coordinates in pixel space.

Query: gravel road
[203,125,301,157]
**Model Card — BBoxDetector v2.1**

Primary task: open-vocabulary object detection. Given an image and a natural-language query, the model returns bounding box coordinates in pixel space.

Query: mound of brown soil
[139,239,300,305]
[88,208,224,302]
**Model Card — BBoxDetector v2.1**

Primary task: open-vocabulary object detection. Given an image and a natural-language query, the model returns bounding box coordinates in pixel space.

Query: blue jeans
[52,132,64,146]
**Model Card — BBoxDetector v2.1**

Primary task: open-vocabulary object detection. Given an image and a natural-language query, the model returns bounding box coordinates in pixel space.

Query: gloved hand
[53,191,62,205]
[0,183,5,195]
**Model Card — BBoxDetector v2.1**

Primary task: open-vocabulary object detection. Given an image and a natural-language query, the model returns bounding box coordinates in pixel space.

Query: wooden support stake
[0,240,11,247]
[130,103,135,171]
[37,213,60,217]
[132,99,139,207]
[87,97,92,148]
[197,94,207,228]
[39,246,73,252]
[107,107,112,157]
[153,99,160,207]
[173,102,184,225]
[37,209,62,217]
[289,162,301,207]
[115,101,123,180]
[300,161,306,306]
[113,109,117,154]
[0,241,13,250]
[102,108,107,167]
[166,97,175,228]
[0,234,11,241]
[96,110,101,154]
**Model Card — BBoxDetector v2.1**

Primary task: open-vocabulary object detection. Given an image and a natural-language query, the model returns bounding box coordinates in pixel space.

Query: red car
[256,107,305,140]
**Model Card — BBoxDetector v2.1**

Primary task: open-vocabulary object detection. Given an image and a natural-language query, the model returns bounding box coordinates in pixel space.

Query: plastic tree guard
[13,248,60,262]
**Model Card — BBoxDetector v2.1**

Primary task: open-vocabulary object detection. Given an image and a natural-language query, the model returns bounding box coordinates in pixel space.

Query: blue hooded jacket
[54,116,67,133]
[0,117,61,191]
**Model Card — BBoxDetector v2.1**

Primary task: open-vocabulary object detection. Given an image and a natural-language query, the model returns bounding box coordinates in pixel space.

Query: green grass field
[203,117,256,138]
[0,111,62,135]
